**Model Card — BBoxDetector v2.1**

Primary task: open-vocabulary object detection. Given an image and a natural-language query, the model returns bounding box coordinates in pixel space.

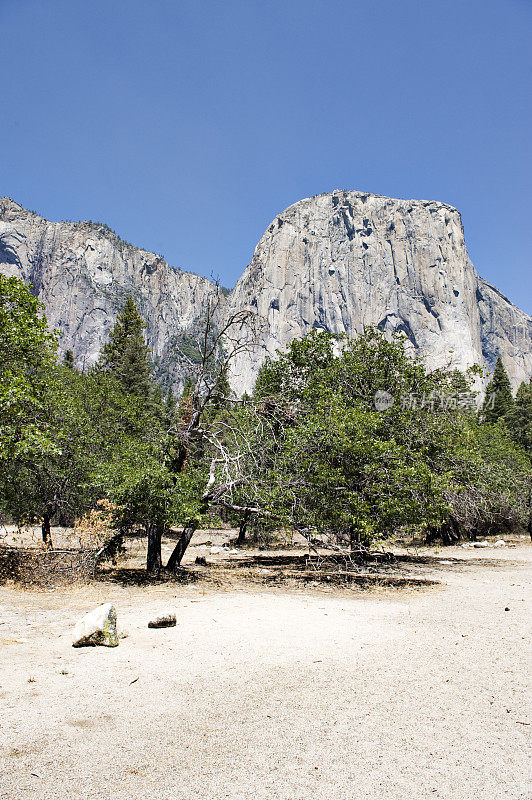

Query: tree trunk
[42,513,52,548]
[237,510,250,545]
[426,517,461,546]
[166,521,198,571]
[528,487,532,541]
[442,518,461,545]
[349,526,361,552]
[146,522,163,575]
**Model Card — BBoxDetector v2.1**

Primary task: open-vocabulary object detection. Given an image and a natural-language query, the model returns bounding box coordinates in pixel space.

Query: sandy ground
[0,542,530,800]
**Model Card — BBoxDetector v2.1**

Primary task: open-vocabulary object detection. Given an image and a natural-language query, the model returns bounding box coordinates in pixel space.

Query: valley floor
[0,543,530,800]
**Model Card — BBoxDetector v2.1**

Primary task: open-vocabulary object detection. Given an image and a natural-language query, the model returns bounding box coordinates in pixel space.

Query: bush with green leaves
[0,275,58,468]
[252,329,531,546]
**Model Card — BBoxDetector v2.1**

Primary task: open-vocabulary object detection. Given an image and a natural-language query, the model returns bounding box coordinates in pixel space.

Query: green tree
[0,277,60,540]
[63,349,75,369]
[444,419,531,540]
[6,365,97,543]
[252,329,458,547]
[251,329,531,547]
[482,356,515,424]
[0,280,165,547]
[163,389,177,428]
[510,380,532,453]
[100,296,153,398]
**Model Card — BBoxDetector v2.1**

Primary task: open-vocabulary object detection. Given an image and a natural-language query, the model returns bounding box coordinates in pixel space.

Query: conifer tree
[164,389,177,427]
[211,369,231,410]
[482,356,515,424]
[181,376,194,399]
[100,296,153,398]
[512,380,532,452]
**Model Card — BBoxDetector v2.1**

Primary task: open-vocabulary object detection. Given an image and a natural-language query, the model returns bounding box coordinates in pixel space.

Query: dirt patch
[0,543,529,800]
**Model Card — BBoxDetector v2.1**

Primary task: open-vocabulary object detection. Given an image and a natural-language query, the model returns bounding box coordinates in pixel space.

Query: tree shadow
[96,566,200,587]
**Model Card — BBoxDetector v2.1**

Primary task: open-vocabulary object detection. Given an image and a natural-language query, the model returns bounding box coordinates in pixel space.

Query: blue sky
[1,0,530,311]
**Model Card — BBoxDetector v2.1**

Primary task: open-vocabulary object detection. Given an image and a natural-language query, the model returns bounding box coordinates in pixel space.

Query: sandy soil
[0,542,530,800]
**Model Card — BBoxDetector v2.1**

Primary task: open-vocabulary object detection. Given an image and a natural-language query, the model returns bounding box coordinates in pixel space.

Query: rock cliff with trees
[1,275,530,574]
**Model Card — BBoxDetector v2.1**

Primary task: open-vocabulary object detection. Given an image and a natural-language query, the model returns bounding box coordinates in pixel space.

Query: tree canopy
[250,330,531,546]
[1,278,530,568]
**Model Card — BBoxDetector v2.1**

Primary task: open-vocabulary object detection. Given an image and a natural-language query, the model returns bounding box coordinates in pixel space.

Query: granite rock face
[0,197,217,388]
[226,191,532,393]
[1,192,531,394]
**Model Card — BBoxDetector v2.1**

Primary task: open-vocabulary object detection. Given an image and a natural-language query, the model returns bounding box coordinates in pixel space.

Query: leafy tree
[0,277,60,540]
[0,281,164,548]
[0,276,58,468]
[2,354,161,546]
[444,419,531,540]
[252,329,460,547]
[94,288,257,574]
[251,329,531,547]
[482,356,515,424]
[96,437,205,574]
[5,365,97,543]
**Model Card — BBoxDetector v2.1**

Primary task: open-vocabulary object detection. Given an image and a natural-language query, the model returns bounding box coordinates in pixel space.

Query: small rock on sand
[148,612,176,629]
[72,603,118,648]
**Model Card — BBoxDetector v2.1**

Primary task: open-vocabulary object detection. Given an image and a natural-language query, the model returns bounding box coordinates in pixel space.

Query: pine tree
[164,389,177,427]
[100,296,153,397]
[63,349,75,369]
[181,376,194,399]
[211,369,231,410]
[482,356,515,424]
[512,380,532,452]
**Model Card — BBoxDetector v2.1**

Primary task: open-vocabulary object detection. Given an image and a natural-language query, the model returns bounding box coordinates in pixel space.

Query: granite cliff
[227,191,532,393]
[1,192,530,393]
[0,197,217,388]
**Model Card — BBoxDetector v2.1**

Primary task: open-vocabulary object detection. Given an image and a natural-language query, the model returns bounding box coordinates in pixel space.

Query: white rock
[493,540,506,546]
[473,540,490,548]
[72,603,118,648]
[209,546,222,554]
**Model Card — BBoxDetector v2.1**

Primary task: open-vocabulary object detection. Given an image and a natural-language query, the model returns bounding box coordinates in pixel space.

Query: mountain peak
[1,194,530,394]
